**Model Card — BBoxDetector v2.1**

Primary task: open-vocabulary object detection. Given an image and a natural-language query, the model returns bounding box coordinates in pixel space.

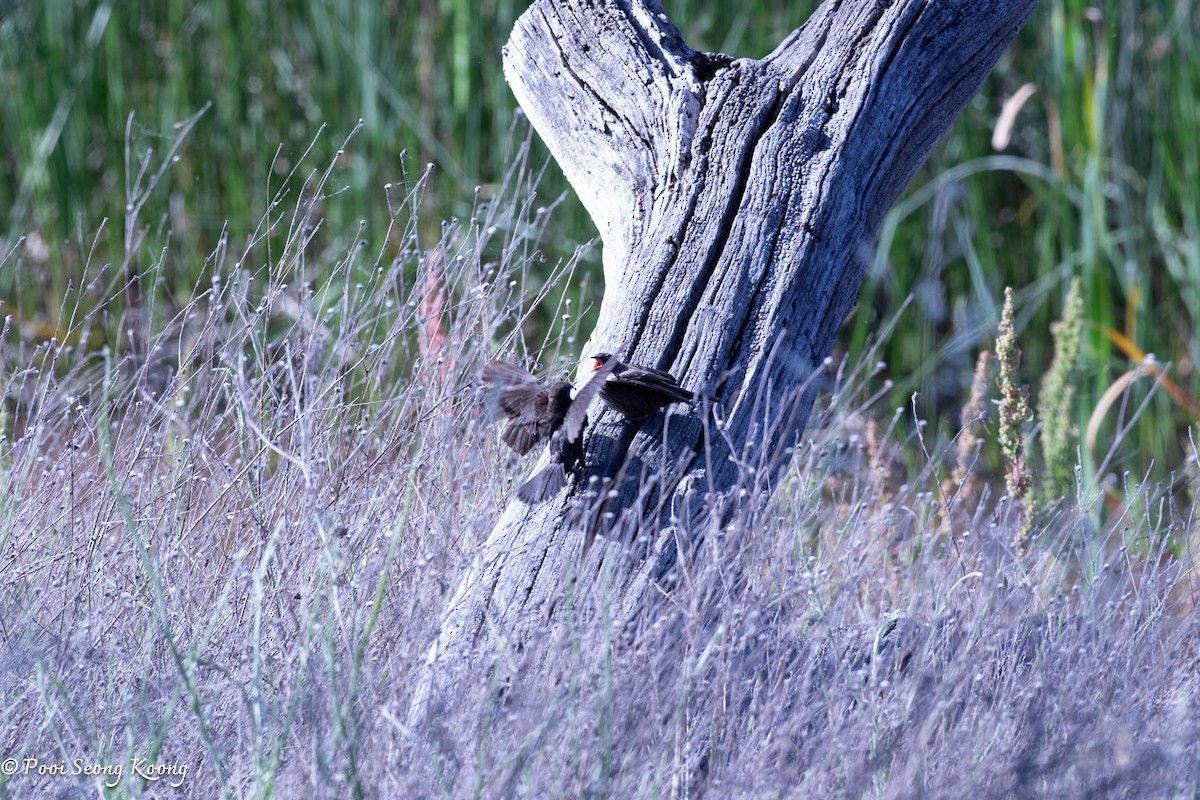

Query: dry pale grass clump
[2,143,1199,798]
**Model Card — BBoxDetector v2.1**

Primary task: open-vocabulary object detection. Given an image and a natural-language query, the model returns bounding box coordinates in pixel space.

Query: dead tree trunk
[413,0,1036,720]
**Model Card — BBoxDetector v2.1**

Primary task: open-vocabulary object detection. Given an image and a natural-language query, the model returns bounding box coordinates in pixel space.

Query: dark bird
[590,352,694,422]
[483,356,618,503]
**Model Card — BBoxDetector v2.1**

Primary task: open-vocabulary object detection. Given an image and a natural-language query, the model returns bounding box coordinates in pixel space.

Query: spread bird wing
[483,360,554,454]
[500,405,556,454]
[563,352,620,442]
[483,360,542,394]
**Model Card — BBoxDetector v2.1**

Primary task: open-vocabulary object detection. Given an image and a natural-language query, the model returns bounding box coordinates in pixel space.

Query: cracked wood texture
[412,0,1037,720]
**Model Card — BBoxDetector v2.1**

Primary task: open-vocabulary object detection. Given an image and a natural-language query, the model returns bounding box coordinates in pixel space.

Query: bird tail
[517,465,569,504]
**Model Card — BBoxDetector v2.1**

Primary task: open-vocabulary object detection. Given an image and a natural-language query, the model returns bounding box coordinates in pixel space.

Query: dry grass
[1,145,1198,799]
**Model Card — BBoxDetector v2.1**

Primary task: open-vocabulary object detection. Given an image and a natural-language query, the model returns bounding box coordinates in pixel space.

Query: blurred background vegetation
[1,0,1198,492]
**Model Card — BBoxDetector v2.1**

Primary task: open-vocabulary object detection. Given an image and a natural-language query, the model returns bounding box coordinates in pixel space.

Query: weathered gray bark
[413,0,1037,720]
